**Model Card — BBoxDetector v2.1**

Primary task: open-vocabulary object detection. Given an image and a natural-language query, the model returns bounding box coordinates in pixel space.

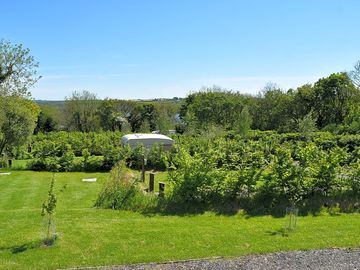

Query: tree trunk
[0,139,7,156]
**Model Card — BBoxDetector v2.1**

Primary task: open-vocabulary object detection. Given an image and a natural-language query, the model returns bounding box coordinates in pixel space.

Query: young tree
[0,40,40,97]
[236,106,252,135]
[297,112,317,134]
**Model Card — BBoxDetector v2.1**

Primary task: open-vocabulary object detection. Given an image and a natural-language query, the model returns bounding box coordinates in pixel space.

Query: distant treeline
[35,93,181,134]
[178,72,360,135]
[35,72,360,136]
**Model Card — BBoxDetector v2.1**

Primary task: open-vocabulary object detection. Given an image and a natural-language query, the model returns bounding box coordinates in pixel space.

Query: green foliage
[313,73,359,128]
[97,99,130,132]
[34,105,60,134]
[0,96,40,156]
[263,147,308,205]
[163,132,360,213]
[236,106,252,135]
[64,90,100,132]
[179,87,251,132]
[0,40,40,97]
[168,146,229,204]
[58,147,75,172]
[253,83,293,131]
[95,161,156,211]
[346,160,360,193]
[297,112,317,134]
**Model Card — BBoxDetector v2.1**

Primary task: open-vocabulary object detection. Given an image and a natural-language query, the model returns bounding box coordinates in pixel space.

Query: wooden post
[8,159,12,168]
[159,182,165,197]
[149,173,155,192]
[141,163,145,182]
[141,156,147,182]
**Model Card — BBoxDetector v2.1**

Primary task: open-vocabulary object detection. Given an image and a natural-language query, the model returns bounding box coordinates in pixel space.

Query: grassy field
[1,170,360,270]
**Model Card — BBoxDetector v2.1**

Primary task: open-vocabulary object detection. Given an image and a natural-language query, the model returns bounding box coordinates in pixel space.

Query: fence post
[159,182,165,197]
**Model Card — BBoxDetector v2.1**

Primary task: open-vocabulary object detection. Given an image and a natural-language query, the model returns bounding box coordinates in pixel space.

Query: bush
[95,161,156,211]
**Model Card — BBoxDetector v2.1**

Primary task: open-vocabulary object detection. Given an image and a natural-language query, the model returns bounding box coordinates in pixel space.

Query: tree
[0,40,40,156]
[349,60,360,88]
[179,87,249,131]
[252,83,293,131]
[236,106,252,135]
[0,40,40,97]
[127,104,145,132]
[291,84,315,121]
[41,173,58,245]
[297,111,317,134]
[64,90,100,132]
[313,73,359,128]
[0,96,40,155]
[34,106,59,134]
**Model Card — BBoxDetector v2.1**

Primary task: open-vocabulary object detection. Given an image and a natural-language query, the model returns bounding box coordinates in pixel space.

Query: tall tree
[349,60,360,88]
[97,99,130,132]
[179,87,248,131]
[0,40,40,97]
[0,96,40,155]
[0,40,40,155]
[252,83,293,131]
[64,90,100,132]
[313,73,359,128]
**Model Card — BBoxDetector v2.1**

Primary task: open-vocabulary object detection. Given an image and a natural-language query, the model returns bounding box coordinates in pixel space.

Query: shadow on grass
[266,228,290,237]
[140,197,287,218]
[138,192,360,218]
[0,240,43,254]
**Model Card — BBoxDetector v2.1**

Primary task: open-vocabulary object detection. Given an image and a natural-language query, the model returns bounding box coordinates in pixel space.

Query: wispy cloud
[195,75,324,83]
[41,73,136,81]
[39,63,139,71]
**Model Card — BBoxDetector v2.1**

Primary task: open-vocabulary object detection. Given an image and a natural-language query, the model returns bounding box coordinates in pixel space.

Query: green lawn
[0,171,360,270]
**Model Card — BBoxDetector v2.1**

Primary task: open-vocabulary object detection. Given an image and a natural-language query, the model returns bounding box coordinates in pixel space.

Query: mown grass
[0,171,360,270]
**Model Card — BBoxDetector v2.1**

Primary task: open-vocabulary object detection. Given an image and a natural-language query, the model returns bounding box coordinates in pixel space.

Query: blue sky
[2,0,360,100]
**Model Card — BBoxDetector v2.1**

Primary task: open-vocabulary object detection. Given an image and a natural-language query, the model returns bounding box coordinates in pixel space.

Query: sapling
[41,173,57,245]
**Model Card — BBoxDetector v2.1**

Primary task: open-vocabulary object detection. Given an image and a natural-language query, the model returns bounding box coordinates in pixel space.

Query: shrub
[95,161,156,211]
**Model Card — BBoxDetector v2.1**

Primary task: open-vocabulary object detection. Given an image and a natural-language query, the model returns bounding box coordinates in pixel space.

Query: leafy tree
[252,83,293,131]
[142,104,157,131]
[127,104,145,132]
[291,84,315,120]
[0,96,40,155]
[97,99,130,131]
[0,40,40,97]
[313,73,359,128]
[156,110,173,134]
[179,87,249,131]
[64,90,100,132]
[34,107,59,134]
[154,102,177,134]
